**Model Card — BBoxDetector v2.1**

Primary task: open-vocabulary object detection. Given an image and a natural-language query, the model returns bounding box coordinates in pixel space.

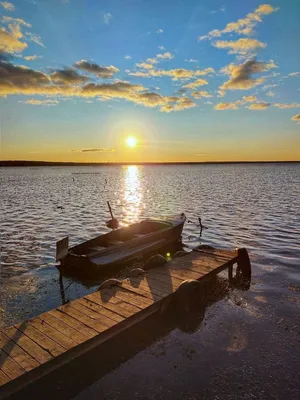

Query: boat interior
[71,220,174,256]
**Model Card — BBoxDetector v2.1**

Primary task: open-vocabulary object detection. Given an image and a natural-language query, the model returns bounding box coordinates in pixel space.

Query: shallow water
[1,164,300,399]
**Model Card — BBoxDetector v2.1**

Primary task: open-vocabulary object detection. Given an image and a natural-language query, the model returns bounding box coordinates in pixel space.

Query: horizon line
[1,160,300,167]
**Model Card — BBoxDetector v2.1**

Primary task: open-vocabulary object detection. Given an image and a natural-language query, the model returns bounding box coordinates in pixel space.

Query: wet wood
[0,247,242,397]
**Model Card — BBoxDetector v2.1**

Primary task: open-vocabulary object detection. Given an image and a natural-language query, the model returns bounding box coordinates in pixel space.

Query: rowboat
[56,213,186,272]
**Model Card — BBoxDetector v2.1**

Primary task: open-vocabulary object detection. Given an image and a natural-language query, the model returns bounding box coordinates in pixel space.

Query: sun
[126,136,137,148]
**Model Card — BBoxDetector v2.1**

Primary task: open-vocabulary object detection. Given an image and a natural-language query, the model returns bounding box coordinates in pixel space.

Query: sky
[0,0,300,162]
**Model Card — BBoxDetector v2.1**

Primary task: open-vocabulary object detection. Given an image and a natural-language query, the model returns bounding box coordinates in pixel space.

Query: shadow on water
[5,275,251,400]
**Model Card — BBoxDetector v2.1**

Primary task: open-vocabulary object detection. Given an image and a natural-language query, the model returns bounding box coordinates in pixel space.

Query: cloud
[248,102,270,110]
[0,59,196,113]
[26,32,44,47]
[50,68,89,84]
[2,16,31,27]
[291,114,300,123]
[103,13,112,24]
[136,62,154,70]
[288,72,300,77]
[130,67,214,81]
[185,59,198,63]
[156,52,173,60]
[124,55,132,60]
[24,55,42,61]
[191,90,212,99]
[0,1,15,11]
[273,103,300,109]
[183,78,208,89]
[198,3,278,40]
[266,90,275,97]
[214,102,239,110]
[160,97,196,112]
[213,38,266,55]
[220,58,276,91]
[156,29,163,34]
[19,99,59,106]
[158,45,165,50]
[74,60,119,78]
[0,26,27,53]
[262,83,280,90]
[80,148,116,153]
[242,95,257,102]
[146,57,158,64]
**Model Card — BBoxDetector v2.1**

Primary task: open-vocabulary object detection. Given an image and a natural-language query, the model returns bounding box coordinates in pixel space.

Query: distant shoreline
[0,160,299,167]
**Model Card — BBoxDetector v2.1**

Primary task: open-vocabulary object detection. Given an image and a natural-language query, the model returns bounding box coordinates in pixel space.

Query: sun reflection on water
[123,165,143,224]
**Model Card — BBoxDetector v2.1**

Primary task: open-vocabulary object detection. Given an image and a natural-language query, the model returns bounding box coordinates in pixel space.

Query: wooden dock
[0,247,250,399]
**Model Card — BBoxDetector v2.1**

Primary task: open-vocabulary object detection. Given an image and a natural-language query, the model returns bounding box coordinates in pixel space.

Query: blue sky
[0,0,300,162]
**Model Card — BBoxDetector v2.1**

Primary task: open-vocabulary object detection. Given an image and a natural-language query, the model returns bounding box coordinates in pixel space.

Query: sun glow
[126,136,137,148]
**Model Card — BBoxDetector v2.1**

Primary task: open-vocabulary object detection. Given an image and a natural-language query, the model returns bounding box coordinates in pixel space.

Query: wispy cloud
[213,38,266,55]
[156,51,173,60]
[74,60,119,78]
[124,55,132,60]
[273,103,300,109]
[19,99,59,106]
[24,55,42,61]
[130,67,214,81]
[183,78,208,89]
[266,90,275,97]
[158,45,165,50]
[248,102,270,110]
[191,90,212,99]
[156,29,163,34]
[288,72,300,77]
[74,148,116,153]
[185,59,198,63]
[26,32,44,47]
[215,102,239,110]
[0,1,15,11]
[103,12,112,24]
[199,4,278,41]
[2,16,31,27]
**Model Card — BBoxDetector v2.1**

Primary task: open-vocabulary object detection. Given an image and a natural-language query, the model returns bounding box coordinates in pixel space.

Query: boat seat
[107,240,124,246]
[133,233,145,238]
[86,246,107,256]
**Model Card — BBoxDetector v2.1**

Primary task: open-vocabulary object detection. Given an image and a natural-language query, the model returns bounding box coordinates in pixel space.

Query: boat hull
[60,214,185,273]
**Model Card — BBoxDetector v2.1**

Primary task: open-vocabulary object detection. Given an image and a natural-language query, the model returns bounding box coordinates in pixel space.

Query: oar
[106,201,119,230]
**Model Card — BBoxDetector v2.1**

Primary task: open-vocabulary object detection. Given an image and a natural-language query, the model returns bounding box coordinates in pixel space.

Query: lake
[0,164,299,399]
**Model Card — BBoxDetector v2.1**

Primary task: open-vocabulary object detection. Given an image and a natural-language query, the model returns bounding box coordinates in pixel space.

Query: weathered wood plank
[29,318,78,351]
[0,333,39,372]
[77,298,124,323]
[48,310,98,339]
[0,350,26,380]
[2,327,52,364]
[58,304,108,333]
[0,370,9,386]
[15,323,65,358]
[145,270,182,289]
[39,313,87,345]
[86,292,138,318]
[104,287,154,309]
[193,247,237,260]
[71,300,119,328]
[120,280,165,301]
[126,276,170,297]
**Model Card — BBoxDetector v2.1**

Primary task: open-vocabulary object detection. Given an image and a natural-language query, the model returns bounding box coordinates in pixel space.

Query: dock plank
[120,280,165,300]
[106,287,154,309]
[86,292,139,318]
[2,327,52,364]
[48,310,98,339]
[126,276,171,297]
[0,333,39,372]
[30,318,78,350]
[0,370,9,387]
[71,300,120,327]
[39,313,87,345]
[15,323,65,358]
[58,304,108,333]
[0,350,26,380]
[77,298,124,323]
